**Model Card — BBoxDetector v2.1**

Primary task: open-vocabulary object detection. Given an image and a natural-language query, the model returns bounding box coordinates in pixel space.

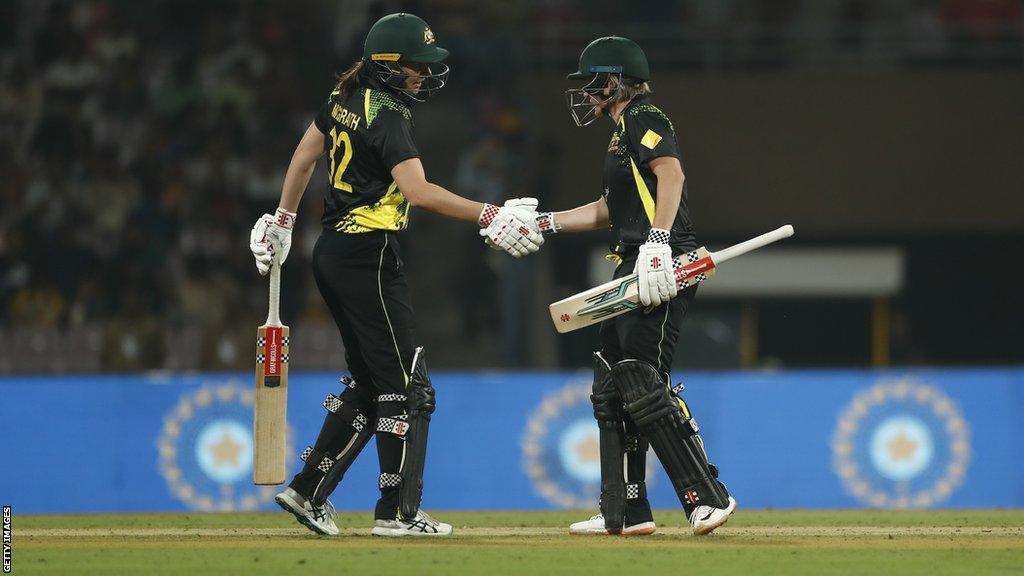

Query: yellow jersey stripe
[621,115,656,224]
[630,157,656,225]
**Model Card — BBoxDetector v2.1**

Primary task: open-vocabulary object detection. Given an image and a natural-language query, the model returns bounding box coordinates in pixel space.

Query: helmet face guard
[369,59,449,103]
[565,72,622,127]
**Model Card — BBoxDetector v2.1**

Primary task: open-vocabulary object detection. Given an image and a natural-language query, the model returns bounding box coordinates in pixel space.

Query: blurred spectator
[1,0,1021,372]
[940,0,1022,65]
[904,0,950,66]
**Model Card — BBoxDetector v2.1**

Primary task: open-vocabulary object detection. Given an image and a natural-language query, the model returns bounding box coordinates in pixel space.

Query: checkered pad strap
[626,482,647,500]
[377,415,409,437]
[323,394,342,413]
[671,382,685,395]
[646,228,671,244]
[316,456,333,474]
[376,394,408,403]
[299,446,334,474]
[340,375,356,389]
[322,394,369,432]
[379,473,403,489]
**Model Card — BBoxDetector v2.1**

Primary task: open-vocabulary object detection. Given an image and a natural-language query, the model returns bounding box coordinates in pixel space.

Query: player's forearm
[407,182,485,223]
[553,199,609,233]
[278,158,316,213]
[279,121,325,213]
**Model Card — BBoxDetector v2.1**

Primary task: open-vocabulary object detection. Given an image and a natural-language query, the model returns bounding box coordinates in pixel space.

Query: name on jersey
[331,104,361,130]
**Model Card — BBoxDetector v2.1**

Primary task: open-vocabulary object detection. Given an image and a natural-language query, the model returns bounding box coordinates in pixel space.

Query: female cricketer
[511,36,738,536]
[248,13,543,537]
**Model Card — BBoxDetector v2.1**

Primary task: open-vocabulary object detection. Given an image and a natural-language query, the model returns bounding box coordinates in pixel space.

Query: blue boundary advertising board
[1,369,1021,514]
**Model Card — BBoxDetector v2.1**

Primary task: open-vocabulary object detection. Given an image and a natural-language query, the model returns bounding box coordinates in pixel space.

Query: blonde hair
[615,78,652,101]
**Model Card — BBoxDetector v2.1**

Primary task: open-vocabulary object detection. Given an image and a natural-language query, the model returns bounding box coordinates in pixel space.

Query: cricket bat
[550,225,795,333]
[253,243,289,485]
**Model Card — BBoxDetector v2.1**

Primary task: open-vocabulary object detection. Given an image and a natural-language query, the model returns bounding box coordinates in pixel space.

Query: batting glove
[249,207,296,275]
[478,199,546,256]
[635,228,677,307]
[479,211,544,257]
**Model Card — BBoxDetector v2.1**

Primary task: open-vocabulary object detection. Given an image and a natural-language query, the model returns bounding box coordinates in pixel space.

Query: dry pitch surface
[11,510,1024,575]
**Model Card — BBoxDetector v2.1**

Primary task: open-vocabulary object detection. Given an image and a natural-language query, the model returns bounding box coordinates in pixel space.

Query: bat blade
[549,247,715,333]
[549,225,794,333]
[253,323,288,485]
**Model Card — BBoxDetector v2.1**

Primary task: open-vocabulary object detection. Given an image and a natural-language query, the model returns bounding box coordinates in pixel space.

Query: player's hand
[479,211,544,257]
[635,228,677,306]
[501,198,543,234]
[478,199,546,256]
[249,207,296,275]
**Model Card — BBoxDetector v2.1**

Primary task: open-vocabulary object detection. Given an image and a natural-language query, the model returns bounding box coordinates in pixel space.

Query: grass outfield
[11,510,1024,575]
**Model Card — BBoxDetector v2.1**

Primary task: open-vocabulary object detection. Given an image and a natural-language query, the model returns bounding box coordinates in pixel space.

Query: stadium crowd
[1,0,1020,371]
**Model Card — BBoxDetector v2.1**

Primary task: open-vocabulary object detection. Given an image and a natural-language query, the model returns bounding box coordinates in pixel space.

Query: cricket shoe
[275,487,340,536]
[371,510,453,537]
[689,496,737,536]
[569,514,657,536]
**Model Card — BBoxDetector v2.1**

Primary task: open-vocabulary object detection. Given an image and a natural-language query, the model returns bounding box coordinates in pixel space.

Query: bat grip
[711,225,794,264]
[266,242,282,327]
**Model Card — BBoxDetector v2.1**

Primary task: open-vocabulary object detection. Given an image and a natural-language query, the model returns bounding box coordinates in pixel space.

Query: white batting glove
[478,199,546,257]
[479,211,544,257]
[635,228,677,307]
[249,207,296,275]
[505,198,561,235]
[502,198,543,234]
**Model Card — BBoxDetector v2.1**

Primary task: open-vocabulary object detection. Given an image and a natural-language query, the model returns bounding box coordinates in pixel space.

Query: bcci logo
[522,378,653,508]
[832,378,971,508]
[158,381,291,511]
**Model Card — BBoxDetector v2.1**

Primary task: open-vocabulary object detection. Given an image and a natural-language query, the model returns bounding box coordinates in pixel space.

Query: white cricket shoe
[275,487,340,536]
[689,496,737,535]
[371,510,453,537]
[569,514,657,536]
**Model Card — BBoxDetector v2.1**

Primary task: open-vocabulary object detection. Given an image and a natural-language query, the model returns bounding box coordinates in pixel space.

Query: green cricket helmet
[566,36,650,126]
[363,13,450,102]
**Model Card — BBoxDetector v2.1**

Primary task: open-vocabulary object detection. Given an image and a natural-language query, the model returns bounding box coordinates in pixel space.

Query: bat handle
[711,224,794,264]
[266,242,282,327]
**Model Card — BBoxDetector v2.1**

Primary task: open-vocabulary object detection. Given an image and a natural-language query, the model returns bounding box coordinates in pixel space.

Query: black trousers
[599,254,698,371]
[300,229,416,519]
[312,230,416,394]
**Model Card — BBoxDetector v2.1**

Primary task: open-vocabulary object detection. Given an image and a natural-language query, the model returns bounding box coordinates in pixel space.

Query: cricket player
[248,13,543,537]
[492,36,737,535]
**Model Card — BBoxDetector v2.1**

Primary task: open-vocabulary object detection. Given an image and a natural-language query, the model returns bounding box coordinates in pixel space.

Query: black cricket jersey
[313,86,420,233]
[603,96,695,257]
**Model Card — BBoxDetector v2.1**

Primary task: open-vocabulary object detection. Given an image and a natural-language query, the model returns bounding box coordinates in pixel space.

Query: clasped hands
[477,198,552,258]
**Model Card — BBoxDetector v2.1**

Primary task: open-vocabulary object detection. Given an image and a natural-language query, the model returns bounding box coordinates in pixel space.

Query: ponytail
[333,60,365,100]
